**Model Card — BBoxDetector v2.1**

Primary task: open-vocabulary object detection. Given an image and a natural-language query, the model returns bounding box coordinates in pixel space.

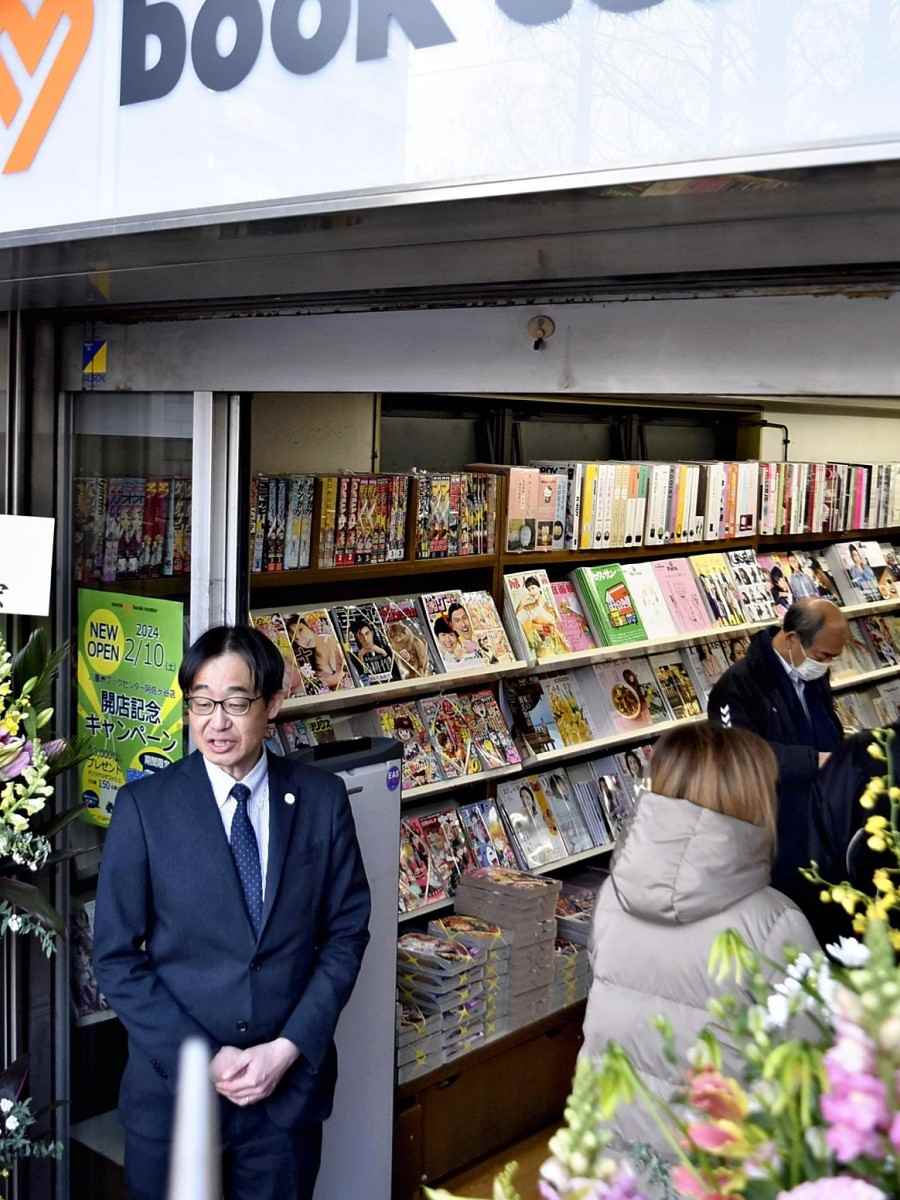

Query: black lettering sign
[192,0,265,91]
[357,0,455,62]
[120,0,188,105]
[271,0,351,75]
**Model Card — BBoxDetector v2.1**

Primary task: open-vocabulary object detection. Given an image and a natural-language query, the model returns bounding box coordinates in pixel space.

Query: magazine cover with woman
[455,688,522,769]
[378,596,438,679]
[281,607,354,694]
[419,590,484,670]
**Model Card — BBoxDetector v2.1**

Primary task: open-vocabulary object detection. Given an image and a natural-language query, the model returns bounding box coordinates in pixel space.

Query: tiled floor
[438,1125,557,1199]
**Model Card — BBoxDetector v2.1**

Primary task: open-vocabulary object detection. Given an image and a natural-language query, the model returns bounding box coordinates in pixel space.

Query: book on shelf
[413,470,498,559]
[539,769,595,855]
[651,558,711,635]
[503,570,571,661]
[372,702,444,791]
[589,656,672,733]
[502,677,563,755]
[249,612,306,698]
[399,817,448,913]
[377,597,440,680]
[620,563,679,642]
[497,776,567,869]
[458,801,520,870]
[837,620,879,677]
[330,601,402,687]
[614,743,654,803]
[415,810,476,898]
[454,689,522,770]
[682,637,737,703]
[418,694,482,779]
[460,590,517,666]
[539,672,598,746]
[279,607,355,695]
[566,762,615,848]
[648,650,704,721]
[824,541,900,606]
[313,472,411,568]
[688,552,745,628]
[571,564,647,647]
[549,581,597,652]
[419,590,488,671]
[581,755,637,840]
[531,461,584,551]
[278,713,357,752]
[858,616,900,668]
[725,548,778,624]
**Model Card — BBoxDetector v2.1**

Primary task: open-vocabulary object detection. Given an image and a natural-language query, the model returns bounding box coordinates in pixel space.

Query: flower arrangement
[426,727,900,1200]
[0,630,92,1187]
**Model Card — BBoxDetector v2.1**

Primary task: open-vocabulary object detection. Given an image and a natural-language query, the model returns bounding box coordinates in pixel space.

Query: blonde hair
[650,723,778,846]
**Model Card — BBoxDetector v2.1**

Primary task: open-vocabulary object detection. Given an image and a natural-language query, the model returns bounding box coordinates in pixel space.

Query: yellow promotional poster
[77,588,184,827]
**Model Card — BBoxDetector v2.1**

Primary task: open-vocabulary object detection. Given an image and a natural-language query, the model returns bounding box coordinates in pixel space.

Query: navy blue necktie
[229,783,263,936]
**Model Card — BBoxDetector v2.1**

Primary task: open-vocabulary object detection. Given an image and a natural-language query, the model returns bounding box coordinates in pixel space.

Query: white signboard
[2,1,900,244]
[0,515,55,616]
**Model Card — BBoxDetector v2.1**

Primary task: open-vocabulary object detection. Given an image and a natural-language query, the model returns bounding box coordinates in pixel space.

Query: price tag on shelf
[0,515,55,616]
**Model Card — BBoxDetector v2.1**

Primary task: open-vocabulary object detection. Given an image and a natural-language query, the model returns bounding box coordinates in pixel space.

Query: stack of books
[454,868,560,1032]
[395,998,442,1085]
[397,932,488,1069]
[314,473,411,567]
[552,939,591,1009]
[429,915,513,1041]
[249,474,316,572]
[74,475,191,583]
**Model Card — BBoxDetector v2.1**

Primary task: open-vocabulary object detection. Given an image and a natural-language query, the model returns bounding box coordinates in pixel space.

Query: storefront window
[67,392,193,1196]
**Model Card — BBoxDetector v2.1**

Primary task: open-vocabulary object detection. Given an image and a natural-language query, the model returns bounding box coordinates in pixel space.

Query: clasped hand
[210,1037,299,1107]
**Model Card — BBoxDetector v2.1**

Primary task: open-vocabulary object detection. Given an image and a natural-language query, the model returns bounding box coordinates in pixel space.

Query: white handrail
[166,1039,221,1200]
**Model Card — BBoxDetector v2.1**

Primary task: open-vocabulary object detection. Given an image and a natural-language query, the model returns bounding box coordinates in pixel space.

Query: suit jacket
[93,749,371,1138]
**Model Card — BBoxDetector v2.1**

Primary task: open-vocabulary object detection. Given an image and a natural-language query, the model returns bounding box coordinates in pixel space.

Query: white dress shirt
[204,753,270,897]
[776,647,810,721]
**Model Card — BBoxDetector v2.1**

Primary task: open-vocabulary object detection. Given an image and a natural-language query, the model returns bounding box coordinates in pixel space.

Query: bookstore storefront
[6,5,900,1200]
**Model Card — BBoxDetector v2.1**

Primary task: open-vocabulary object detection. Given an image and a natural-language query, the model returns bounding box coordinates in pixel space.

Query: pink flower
[689,1071,748,1123]
[889,1112,900,1152]
[686,1123,737,1154]
[825,1123,884,1163]
[827,1021,877,1076]
[821,1071,888,1135]
[41,739,66,762]
[671,1166,729,1200]
[0,741,32,782]
[777,1181,886,1199]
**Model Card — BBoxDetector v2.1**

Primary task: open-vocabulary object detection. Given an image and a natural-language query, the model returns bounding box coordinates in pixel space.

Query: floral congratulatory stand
[428,727,900,1200]
[0,632,91,1191]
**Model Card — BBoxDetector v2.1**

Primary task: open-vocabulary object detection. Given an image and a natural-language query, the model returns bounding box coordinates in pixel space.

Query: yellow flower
[869,836,888,853]
[874,870,894,894]
[868,744,887,762]
[891,787,900,801]
[890,930,900,952]
[860,792,877,810]
[819,890,832,904]
[853,914,868,934]
[866,815,889,833]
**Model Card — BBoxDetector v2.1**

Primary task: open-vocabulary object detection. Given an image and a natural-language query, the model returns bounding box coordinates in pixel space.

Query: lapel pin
[284,793,296,806]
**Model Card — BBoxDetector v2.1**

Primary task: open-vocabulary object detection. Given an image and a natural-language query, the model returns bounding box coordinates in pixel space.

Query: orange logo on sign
[0,1,93,174]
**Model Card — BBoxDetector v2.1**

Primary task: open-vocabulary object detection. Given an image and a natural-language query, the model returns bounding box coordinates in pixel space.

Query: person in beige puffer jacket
[582,723,820,1157]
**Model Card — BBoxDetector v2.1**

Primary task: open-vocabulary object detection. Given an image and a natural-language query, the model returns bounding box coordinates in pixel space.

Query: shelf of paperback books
[402,763,524,806]
[277,659,530,718]
[519,714,707,771]
[531,844,615,876]
[831,664,900,694]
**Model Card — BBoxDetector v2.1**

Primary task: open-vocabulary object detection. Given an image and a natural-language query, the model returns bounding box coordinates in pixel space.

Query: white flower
[0,1100,14,1115]
[7,916,21,933]
[764,992,790,1030]
[786,952,814,982]
[826,937,871,968]
[6,1116,19,1131]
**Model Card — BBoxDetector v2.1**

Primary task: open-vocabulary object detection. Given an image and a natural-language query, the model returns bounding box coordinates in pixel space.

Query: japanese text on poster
[77,589,184,827]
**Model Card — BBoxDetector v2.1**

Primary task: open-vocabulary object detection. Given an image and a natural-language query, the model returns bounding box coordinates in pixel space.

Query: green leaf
[43,734,93,784]
[0,878,64,937]
[11,631,69,718]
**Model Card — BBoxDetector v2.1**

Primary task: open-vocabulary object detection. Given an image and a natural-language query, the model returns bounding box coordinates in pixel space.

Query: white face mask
[792,645,830,682]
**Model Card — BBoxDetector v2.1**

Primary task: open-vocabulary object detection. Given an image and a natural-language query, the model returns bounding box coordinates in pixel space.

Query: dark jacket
[707,628,843,923]
[94,750,371,1138]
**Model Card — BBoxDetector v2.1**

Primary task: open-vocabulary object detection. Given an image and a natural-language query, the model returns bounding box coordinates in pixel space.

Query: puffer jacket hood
[612,791,772,925]
[582,788,820,1164]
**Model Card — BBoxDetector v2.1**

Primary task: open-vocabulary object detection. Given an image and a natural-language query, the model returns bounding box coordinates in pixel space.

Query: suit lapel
[260,751,300,937]
[178,751,258,944]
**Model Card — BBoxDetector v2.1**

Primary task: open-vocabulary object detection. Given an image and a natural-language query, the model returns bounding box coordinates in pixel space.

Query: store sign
[3,0,900,241]
[77,588,184,827]
[0,515,55,616]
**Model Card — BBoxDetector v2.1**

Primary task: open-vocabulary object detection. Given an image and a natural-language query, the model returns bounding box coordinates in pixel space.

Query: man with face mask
[707,598,848,927]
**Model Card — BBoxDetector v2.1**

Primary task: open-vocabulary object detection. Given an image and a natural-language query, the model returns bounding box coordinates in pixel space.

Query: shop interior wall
[251,393,378,475]
[758,405,900,462]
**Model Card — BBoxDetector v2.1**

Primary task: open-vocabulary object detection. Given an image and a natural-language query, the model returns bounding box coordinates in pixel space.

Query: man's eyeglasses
[185,695,263,717]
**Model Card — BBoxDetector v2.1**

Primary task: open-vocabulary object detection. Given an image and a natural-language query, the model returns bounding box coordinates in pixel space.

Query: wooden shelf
[501,536,756,570]
[520,714,706,770]
[532,844,615,875]
[251,554,496,593]
[401,763,523,806]
[278,660,529,718]
[76,577,189,597]
[831,663,900,694]
[759,526,900,549]
[398,896,454,924]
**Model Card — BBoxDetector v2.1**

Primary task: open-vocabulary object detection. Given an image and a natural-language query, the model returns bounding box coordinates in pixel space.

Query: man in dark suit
[94,625,370,1200]
[707,597,847,938]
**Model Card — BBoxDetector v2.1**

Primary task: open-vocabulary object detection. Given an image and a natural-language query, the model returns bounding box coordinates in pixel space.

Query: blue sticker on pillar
[82,340,108,384]
[387,764,401,792]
